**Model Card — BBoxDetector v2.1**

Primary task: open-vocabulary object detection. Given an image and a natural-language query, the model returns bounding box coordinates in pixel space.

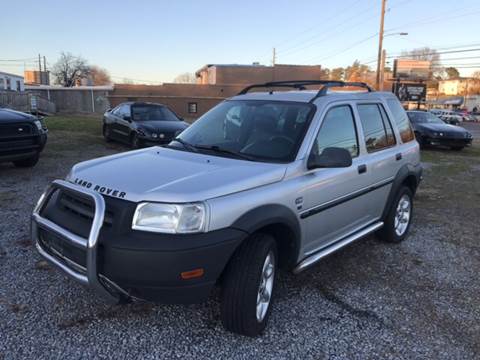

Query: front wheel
[103,124,112,142]
[130,133,140,149]
[378,186,413,243]
[220,233,277,337]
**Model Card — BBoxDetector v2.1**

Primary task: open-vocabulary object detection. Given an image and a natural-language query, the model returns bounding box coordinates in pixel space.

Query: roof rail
[237,80,374,101]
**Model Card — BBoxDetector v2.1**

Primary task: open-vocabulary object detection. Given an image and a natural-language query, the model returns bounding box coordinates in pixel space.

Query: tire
[450,146,464,151]
[378,186,413,243]
[221,233,277,337]
[13,153,40,168]
[103,125,112,142]
[130,133,140,149]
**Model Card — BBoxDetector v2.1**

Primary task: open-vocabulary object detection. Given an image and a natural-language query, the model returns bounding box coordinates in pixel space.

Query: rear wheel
[378,186,413,243]
[13,152,40,168]
[221,233,277,337]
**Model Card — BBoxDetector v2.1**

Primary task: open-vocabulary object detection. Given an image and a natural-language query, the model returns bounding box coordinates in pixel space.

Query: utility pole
[43,56,47,72]
[375,0,387,90]
[272,47,276,66]
[38,54,42,73]
[379,49,386,91]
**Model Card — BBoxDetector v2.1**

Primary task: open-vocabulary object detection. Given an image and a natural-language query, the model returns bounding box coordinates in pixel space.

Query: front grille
[59,192,114,226]
[0,123,34,137]
[38,228,87,269]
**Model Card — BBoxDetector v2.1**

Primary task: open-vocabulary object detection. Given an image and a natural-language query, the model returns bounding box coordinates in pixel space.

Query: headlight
[34,120,42,131]
[132,202,207,233]
[151,133,158,139]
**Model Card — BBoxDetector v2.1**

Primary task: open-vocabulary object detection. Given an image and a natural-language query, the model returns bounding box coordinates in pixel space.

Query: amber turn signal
[181,268,204,280]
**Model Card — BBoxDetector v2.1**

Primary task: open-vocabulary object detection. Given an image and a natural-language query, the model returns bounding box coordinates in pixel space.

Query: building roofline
[0,71,24,79]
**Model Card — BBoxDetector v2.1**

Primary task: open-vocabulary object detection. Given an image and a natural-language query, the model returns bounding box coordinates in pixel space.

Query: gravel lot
[1,117,479,359]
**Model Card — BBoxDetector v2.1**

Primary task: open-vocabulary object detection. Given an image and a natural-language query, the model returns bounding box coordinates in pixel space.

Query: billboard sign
[393,82,426,102]
[393,59,431,81]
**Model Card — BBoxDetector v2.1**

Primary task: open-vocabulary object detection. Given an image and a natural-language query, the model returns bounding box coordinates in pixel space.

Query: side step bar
[293,221,384,274]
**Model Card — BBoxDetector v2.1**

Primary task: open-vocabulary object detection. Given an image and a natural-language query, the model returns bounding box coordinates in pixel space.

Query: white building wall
[0,71,25,91]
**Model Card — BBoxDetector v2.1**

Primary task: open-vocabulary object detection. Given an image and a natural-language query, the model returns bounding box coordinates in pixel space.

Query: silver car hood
[68,147,287,203]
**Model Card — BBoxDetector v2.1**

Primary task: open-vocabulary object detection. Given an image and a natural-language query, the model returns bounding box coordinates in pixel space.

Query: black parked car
[0,108,47,167]
[103,102,189,148]
[407,111,473,150]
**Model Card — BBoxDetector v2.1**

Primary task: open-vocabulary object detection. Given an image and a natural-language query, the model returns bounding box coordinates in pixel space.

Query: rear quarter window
[386,98,415,143]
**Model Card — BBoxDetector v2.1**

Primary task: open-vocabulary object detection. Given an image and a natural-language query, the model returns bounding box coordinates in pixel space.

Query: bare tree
[89,66,112,85]
[173,72,196,84]
[444,67,460,79]
[400,47,443,79]
[52,52,89,87]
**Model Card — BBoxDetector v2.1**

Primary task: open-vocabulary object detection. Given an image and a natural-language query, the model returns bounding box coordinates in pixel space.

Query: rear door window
[386,98,415,142]
[357,104,396,152]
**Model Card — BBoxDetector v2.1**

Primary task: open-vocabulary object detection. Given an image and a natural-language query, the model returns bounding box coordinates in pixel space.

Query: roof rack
[237,80,374,103]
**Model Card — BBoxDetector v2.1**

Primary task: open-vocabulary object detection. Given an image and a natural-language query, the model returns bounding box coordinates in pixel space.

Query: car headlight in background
[132,202,207,233]
[151,133,158,139]
[34,120,43,131]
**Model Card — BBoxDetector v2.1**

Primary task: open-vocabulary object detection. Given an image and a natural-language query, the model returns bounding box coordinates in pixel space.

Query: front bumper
[423,136,472,147]
[32,180,246,304]
[0,133,47,162]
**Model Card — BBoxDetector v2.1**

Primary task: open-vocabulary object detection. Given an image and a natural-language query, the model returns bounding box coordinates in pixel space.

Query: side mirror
[307,147,352,170]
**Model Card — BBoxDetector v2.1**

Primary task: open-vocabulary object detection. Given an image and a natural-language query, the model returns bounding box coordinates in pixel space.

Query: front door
[299,103,375,255]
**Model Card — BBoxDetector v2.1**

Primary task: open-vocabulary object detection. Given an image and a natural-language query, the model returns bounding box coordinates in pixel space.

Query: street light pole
[375,0,387,90]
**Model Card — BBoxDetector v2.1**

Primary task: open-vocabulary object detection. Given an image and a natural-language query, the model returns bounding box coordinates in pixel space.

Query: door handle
[396,153,402,161]
[358,164,367,174]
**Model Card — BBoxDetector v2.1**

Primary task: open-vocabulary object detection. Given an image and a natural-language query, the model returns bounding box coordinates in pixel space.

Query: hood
[0,108,36,123]
[416,122,467,134]
[68,147,286,203]
[136,121,188,133]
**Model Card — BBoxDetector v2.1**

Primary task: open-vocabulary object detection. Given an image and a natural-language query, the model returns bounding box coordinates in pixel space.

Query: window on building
[16,80,21,92]
[188,102,198,114]
[358,104,396,152]
[6,78,11,90]
[386,98,415,143]
[312,105,359,157]
[0,78,4,90]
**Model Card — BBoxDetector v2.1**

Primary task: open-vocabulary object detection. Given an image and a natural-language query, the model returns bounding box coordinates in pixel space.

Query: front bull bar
[31,179,126,303]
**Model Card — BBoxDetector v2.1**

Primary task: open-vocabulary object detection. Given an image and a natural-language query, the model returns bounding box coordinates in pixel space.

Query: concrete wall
[26,86,112,114]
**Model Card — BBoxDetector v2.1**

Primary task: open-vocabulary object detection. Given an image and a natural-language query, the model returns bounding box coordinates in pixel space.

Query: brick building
[109,63,323,119]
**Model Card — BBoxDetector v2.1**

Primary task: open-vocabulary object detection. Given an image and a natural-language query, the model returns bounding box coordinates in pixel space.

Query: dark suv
[0,108,47,167]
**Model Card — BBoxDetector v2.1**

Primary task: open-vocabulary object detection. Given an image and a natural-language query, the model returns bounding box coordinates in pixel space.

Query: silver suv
[32,80,422,336]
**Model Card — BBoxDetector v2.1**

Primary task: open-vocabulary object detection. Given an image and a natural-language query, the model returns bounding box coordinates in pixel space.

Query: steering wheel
[269,135,294,147]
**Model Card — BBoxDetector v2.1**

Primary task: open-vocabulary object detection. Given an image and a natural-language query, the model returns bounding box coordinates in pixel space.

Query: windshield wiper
[194,145,255,161]
[171,138,198,152]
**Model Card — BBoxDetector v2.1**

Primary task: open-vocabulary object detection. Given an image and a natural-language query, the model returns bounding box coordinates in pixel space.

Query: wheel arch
[381,163,422,221]
[230,204,301,270]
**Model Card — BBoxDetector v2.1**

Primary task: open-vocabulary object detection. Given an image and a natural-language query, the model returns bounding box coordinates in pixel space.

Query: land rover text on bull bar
[32,80,422,336]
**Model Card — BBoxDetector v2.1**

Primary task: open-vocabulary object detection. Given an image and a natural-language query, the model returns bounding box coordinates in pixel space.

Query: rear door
[353,102,404,218]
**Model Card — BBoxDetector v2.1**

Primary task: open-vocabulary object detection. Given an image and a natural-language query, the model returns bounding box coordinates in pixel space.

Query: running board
[293,221,384,274]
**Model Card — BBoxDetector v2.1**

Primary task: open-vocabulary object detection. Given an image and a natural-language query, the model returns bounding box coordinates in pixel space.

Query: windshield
[131,105,179,122]
[172,100,314,162]
[407,112,444,124]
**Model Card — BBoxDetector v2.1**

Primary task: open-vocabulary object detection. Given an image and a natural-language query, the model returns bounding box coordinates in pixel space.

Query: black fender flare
[231,204,302,267]
[382,163,423,220]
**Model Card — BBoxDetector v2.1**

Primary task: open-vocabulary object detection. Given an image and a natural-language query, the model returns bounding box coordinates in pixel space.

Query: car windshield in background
[131,105,179,121]
[408,112,444,124]
[173,100,314,162]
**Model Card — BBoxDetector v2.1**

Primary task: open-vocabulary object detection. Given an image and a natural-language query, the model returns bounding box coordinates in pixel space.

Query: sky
[2,0,480,83]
